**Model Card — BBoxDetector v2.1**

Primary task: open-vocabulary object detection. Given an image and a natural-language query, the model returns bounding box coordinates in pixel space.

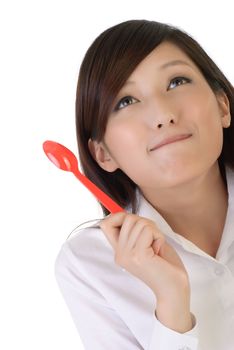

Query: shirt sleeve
[54,242,200,350]
[54,243,145,349]
[148,312,200,350]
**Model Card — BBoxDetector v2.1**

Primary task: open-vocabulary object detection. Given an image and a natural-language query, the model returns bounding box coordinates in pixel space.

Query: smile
[150,134,192,151]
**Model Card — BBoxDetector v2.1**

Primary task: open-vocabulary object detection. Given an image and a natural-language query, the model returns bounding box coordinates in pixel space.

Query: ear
[216,91,231,128]
[88,138,119,172]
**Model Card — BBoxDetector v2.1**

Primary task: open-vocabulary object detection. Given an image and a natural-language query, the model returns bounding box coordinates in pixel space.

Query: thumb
[152,237,165,255]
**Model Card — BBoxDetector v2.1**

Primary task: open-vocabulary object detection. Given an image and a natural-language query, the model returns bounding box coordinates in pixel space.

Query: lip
[150,134,192,151]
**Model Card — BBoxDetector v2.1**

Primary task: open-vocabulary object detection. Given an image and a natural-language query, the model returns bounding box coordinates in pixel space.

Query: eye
[168,76,191,90]
[114,96,138,111]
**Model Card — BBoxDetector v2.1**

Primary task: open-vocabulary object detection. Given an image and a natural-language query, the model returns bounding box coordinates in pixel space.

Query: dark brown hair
[75,19,234,217]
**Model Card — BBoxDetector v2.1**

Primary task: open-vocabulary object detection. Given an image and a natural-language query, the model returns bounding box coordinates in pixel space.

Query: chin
[158,166,201,187]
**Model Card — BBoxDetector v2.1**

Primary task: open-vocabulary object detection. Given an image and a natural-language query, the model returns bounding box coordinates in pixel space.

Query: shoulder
[66,225,113,259]
[54,225,117,281]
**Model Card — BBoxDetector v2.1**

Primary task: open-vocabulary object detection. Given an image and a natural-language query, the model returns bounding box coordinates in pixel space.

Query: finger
[117,214,140,249]
[99,211,127,249]
[119,217,163,251]
[134,223,166,260]
[124,218,154,250]
[134,224,156,252]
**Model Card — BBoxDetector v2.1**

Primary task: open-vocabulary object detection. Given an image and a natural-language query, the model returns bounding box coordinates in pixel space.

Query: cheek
[192,93,224,154]
[193,87,220,119]
[104,120,144,154]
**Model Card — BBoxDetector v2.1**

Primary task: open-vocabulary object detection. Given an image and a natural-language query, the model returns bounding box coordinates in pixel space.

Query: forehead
[127,41,200,79]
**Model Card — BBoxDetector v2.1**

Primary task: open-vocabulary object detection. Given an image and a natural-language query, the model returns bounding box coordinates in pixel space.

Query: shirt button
[178,347,191,350]
[214,265,225,276]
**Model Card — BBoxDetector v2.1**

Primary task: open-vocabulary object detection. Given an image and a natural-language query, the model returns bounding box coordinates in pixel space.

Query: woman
[54,19,234,349]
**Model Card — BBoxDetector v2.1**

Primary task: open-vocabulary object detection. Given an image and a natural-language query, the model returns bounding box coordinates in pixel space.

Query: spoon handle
[73,169,125,213]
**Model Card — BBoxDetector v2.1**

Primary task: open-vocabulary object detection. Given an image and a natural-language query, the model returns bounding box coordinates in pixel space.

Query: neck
[141,162,228,241]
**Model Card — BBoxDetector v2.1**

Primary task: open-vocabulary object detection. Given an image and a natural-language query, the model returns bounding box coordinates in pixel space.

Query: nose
[146,97,179,129]
[157,117,176,128]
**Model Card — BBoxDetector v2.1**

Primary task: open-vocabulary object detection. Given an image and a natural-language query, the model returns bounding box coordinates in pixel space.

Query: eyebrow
[123,59,192,86]
[160,59,191,70]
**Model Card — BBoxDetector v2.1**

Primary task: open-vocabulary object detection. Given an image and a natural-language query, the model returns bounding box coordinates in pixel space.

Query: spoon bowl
[43,140,78,172]
[43,140,124,213]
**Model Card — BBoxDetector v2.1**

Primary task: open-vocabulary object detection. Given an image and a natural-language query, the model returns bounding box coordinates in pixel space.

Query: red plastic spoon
[43,140,124,213]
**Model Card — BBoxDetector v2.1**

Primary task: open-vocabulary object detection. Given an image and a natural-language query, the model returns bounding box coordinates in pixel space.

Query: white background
[0,0,233,349]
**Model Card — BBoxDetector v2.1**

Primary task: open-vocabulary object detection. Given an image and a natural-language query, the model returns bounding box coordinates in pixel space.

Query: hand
[99,212,190,302]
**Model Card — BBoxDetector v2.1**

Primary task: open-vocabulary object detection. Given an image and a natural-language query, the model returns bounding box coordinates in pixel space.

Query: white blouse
[54,164,234,350]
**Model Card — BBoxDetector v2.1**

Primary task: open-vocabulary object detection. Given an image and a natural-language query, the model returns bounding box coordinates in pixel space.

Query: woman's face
[89,41,230,192]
